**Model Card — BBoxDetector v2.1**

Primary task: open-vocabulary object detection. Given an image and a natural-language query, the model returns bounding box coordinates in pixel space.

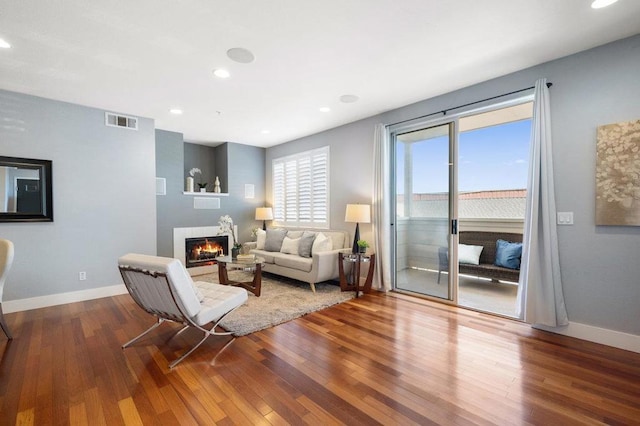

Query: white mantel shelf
[182,191,229,197]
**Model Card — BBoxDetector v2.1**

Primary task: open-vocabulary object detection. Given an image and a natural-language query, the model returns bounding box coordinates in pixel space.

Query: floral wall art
[595,118,640,225]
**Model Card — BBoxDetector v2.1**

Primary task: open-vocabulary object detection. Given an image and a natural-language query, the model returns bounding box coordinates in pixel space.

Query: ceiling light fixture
[591,0,618,8]
[319,107,331,113]
[169,108,183,115]
[0,38,11,49]
[213,69,230,79]
[227,47,255,64]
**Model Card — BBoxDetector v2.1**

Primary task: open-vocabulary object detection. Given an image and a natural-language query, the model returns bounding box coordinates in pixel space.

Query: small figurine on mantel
[213,176,221,193]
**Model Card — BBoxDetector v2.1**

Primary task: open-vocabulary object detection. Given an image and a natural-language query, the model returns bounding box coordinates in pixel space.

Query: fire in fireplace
[185,236,228,268]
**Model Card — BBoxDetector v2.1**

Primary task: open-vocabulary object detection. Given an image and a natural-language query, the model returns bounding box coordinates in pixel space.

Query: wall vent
[194,197,220,210]
[105,112,138,130]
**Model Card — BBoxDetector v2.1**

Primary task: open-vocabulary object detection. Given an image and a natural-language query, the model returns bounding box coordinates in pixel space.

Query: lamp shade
[345,204,371,223]
[255,207,274,221]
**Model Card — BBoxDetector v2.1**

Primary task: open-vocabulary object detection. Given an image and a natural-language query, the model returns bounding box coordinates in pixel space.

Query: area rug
[194,272,354,336]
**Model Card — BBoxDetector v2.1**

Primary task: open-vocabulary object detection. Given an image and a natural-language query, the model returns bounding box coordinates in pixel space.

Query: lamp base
[262,221,267,231]
[352,223,360,254]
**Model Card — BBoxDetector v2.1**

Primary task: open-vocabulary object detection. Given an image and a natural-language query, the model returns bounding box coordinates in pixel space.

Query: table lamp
[255,207,273,230]
[345,204,371,254]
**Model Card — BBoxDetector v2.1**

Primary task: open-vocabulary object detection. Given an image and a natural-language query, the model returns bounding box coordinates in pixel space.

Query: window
[272,146,329,228]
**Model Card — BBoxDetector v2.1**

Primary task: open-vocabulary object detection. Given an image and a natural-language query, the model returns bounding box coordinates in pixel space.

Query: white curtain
[372,123,392,291]
[516,78,569,327]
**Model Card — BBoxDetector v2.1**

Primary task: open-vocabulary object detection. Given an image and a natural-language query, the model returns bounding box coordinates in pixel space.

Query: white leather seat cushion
[192,282,248,326]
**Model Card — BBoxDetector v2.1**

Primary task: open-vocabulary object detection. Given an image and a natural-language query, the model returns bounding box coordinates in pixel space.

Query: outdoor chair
[118,253,247,368]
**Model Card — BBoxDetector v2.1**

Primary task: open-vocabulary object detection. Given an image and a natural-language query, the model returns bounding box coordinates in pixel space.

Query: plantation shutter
[272,146,329,228]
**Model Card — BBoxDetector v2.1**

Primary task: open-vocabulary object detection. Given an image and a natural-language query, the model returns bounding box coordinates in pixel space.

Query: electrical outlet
[79,271,87,281]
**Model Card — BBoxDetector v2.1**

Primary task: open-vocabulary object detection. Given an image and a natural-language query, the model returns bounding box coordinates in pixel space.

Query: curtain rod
[386,82,553,128]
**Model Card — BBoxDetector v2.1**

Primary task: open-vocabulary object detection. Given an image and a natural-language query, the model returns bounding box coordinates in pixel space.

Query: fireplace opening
[185,236,228,268]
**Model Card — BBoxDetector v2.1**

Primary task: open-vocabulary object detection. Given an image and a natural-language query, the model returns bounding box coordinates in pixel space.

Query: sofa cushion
[286,230,304,239]
[312,232,333,254]
[298,231,317,258]
[459,244,483,265]
[256,229,266,250]
[280,236,300,255]
[248,249,275,263]
[494,239,523,270]
[324,231,345,250]
[274,253,313,272]
[265,228,287,252]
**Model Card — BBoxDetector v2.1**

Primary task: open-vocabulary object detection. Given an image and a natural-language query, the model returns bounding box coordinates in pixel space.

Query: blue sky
[396,119,532,194]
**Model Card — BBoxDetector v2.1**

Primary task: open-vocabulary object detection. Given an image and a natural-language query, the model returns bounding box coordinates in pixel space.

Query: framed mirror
[0,156,53,222]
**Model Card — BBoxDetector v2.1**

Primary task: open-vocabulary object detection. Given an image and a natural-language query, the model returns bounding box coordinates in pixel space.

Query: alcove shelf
[182,191,229,197]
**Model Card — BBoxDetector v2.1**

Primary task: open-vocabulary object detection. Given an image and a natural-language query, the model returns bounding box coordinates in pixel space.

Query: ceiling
[1,0,639,148]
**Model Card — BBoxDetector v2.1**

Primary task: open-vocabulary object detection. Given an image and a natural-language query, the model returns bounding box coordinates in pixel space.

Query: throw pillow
[256,229,266,250]
[298,231,317,258]
[286,230,304,239]
[458,244,483,265]
[494,239,523,270]
[264,228,287,252]
[312,232,333,254]
[280,236,300,255]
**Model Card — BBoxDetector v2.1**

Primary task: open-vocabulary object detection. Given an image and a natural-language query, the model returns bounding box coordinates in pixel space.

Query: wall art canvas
[595,119,640,225]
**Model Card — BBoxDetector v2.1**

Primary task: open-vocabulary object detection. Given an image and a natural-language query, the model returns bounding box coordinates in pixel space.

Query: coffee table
[216,255,265,297]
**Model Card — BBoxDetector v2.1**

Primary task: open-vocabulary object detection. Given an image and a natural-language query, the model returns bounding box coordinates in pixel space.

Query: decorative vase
[231,247,239,259]
[214,176,221,193]
[186,176,194,192]
[358,247,367,254]
[200,188,206,192]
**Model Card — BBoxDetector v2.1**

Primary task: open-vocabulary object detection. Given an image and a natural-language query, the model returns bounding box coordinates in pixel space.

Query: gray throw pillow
[298,231,317,258]
[264,228,287,252]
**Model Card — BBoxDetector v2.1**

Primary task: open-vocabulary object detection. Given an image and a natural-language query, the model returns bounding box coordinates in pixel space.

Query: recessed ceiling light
[339,94,359,103]
[319,107,331,113]
[169,108,183,115]
[227,47,255,64]
[0,38,11,49]
[591,0,618,8]
[261,130,270,134]
[213,69,230,79]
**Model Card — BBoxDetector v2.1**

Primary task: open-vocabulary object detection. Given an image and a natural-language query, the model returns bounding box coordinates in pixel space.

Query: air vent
[105,112,138,130]
[194,197,220,210]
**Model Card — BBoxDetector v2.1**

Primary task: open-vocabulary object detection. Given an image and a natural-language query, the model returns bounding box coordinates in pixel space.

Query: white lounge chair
[118,253,247,368]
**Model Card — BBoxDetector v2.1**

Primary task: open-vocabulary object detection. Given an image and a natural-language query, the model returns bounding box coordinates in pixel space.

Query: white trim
[3,284,127,314]
[535,322,640,354]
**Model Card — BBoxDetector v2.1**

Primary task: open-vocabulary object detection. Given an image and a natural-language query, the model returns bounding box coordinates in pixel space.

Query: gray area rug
[194,272,354,336]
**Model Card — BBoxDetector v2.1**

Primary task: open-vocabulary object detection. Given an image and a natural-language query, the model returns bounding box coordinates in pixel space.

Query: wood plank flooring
[1,291,639,425]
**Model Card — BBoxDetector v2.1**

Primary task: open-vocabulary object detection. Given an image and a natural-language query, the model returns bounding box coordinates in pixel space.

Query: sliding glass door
[393,122,457,300]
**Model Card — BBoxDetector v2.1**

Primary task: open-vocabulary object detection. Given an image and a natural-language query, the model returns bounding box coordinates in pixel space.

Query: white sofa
[244,229,350,292]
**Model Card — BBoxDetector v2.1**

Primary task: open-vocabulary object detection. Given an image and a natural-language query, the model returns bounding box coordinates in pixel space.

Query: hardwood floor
[1,291,639,425]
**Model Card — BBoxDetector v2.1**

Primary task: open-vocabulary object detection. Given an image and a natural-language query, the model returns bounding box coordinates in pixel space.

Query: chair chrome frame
[119,266,240,369]
[0,239,14,340]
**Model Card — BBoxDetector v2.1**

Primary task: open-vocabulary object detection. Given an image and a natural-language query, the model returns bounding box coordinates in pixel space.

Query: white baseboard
[535,322,640,354]
[3,284,128,314]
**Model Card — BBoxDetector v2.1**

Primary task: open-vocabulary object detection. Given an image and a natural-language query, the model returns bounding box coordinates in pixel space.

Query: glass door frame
[389,116,460,304]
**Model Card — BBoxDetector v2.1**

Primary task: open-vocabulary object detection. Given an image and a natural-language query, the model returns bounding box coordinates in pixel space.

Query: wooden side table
[338,252,375,297]
[217,256,264,297]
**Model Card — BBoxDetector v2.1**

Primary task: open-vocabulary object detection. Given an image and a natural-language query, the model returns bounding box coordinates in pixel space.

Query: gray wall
[156,131,265,257]
[265,34,640,336]
[0,89,157,301]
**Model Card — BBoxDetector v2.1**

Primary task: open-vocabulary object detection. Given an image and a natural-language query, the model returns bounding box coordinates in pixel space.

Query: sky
[396,119,532,194]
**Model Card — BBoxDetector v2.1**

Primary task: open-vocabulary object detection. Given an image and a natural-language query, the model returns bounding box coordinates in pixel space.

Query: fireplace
[185,236,228,268]
[174,226,235,275]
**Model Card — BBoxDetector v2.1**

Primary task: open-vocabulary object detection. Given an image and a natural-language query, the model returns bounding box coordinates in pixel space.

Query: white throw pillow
[458,244,483,265]
[256,229,266,250]
[312,232,333,254]
[280,236,300,255]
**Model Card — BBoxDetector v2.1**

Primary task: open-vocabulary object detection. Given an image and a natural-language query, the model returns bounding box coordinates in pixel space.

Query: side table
[338,252,375,297]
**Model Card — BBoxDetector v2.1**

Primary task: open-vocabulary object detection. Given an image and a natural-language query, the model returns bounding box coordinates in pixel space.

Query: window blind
[272,146,329,228]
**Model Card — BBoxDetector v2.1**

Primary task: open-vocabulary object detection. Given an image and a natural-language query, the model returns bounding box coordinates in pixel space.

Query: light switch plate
[557,212,574,225]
